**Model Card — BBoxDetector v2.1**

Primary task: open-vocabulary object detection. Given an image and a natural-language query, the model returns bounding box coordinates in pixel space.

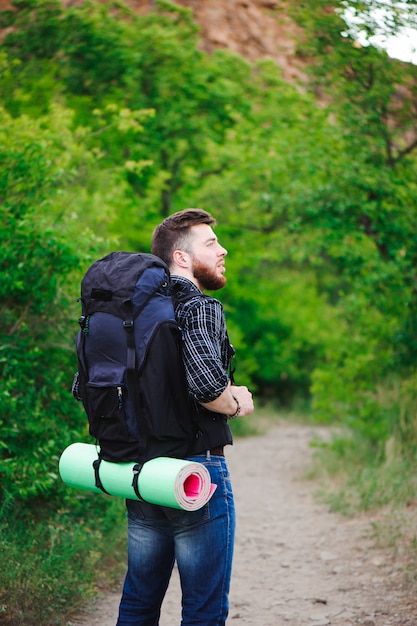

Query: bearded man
[116,208,254,626]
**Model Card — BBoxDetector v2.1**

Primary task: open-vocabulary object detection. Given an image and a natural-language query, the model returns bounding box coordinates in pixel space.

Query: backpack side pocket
[86,383,130,443]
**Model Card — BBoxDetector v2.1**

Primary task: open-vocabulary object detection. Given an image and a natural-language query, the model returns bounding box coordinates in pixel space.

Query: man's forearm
[200,382,254,417]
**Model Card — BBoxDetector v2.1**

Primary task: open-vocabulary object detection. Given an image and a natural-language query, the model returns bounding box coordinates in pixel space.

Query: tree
[0,92,141,503]
[0,0,254,225]
[274,0,417,447]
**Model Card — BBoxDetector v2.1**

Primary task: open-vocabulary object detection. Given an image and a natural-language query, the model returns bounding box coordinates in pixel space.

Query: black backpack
[72,251,197,465]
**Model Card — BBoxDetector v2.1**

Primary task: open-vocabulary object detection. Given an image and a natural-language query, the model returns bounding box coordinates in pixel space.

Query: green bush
[0,494,127,626]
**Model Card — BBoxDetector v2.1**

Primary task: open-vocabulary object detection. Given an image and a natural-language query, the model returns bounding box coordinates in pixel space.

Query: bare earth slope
[70,423,416,626]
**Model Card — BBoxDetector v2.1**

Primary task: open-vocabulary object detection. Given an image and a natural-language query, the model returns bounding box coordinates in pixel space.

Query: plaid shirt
[172,276,232,404]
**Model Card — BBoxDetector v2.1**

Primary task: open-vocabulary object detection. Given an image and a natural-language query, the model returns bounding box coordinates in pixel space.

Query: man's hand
[230,385,254,417]
[200,382,254,417]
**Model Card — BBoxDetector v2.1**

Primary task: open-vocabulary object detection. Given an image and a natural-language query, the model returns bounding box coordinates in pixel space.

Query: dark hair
[151,208,216,267]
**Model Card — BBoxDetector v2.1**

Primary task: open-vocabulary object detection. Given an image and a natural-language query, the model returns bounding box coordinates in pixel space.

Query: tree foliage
[276,0,417,444]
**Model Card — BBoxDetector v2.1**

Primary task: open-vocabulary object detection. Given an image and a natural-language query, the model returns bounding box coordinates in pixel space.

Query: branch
[394,136,417,162]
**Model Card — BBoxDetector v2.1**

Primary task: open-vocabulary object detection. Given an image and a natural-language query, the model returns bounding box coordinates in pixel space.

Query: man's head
[151,208,227,291]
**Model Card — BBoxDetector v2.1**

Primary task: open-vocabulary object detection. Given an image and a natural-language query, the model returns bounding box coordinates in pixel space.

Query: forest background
[1,0,417,623]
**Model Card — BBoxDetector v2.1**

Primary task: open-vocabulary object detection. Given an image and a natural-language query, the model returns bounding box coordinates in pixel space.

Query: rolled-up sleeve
[180,299,229,403]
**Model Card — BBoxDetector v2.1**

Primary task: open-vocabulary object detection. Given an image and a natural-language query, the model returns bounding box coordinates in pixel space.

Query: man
[116,208,254,626]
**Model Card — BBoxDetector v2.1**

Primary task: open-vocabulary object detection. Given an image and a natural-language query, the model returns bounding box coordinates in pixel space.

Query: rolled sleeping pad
[59,442,217,511]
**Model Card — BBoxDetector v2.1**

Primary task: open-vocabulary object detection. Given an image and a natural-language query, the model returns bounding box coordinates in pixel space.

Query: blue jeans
[116,455,235,626]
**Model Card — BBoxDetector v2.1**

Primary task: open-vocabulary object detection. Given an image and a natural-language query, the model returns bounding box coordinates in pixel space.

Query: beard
[191,256,226,291]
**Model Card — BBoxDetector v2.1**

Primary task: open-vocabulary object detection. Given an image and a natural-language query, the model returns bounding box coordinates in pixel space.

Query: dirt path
[69,423,416,626]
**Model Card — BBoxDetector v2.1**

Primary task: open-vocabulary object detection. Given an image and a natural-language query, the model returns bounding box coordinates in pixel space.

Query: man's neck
[171,268,202,290]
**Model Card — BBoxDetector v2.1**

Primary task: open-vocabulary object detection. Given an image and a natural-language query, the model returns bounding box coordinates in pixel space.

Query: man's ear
[172,249,190,269]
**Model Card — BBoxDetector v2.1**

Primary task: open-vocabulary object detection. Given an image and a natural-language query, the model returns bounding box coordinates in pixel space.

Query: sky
[381,27,417,63]
[343,3,417,65]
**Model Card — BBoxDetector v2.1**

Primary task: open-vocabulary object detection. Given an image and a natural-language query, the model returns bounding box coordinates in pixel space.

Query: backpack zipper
[117,386,123,410]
